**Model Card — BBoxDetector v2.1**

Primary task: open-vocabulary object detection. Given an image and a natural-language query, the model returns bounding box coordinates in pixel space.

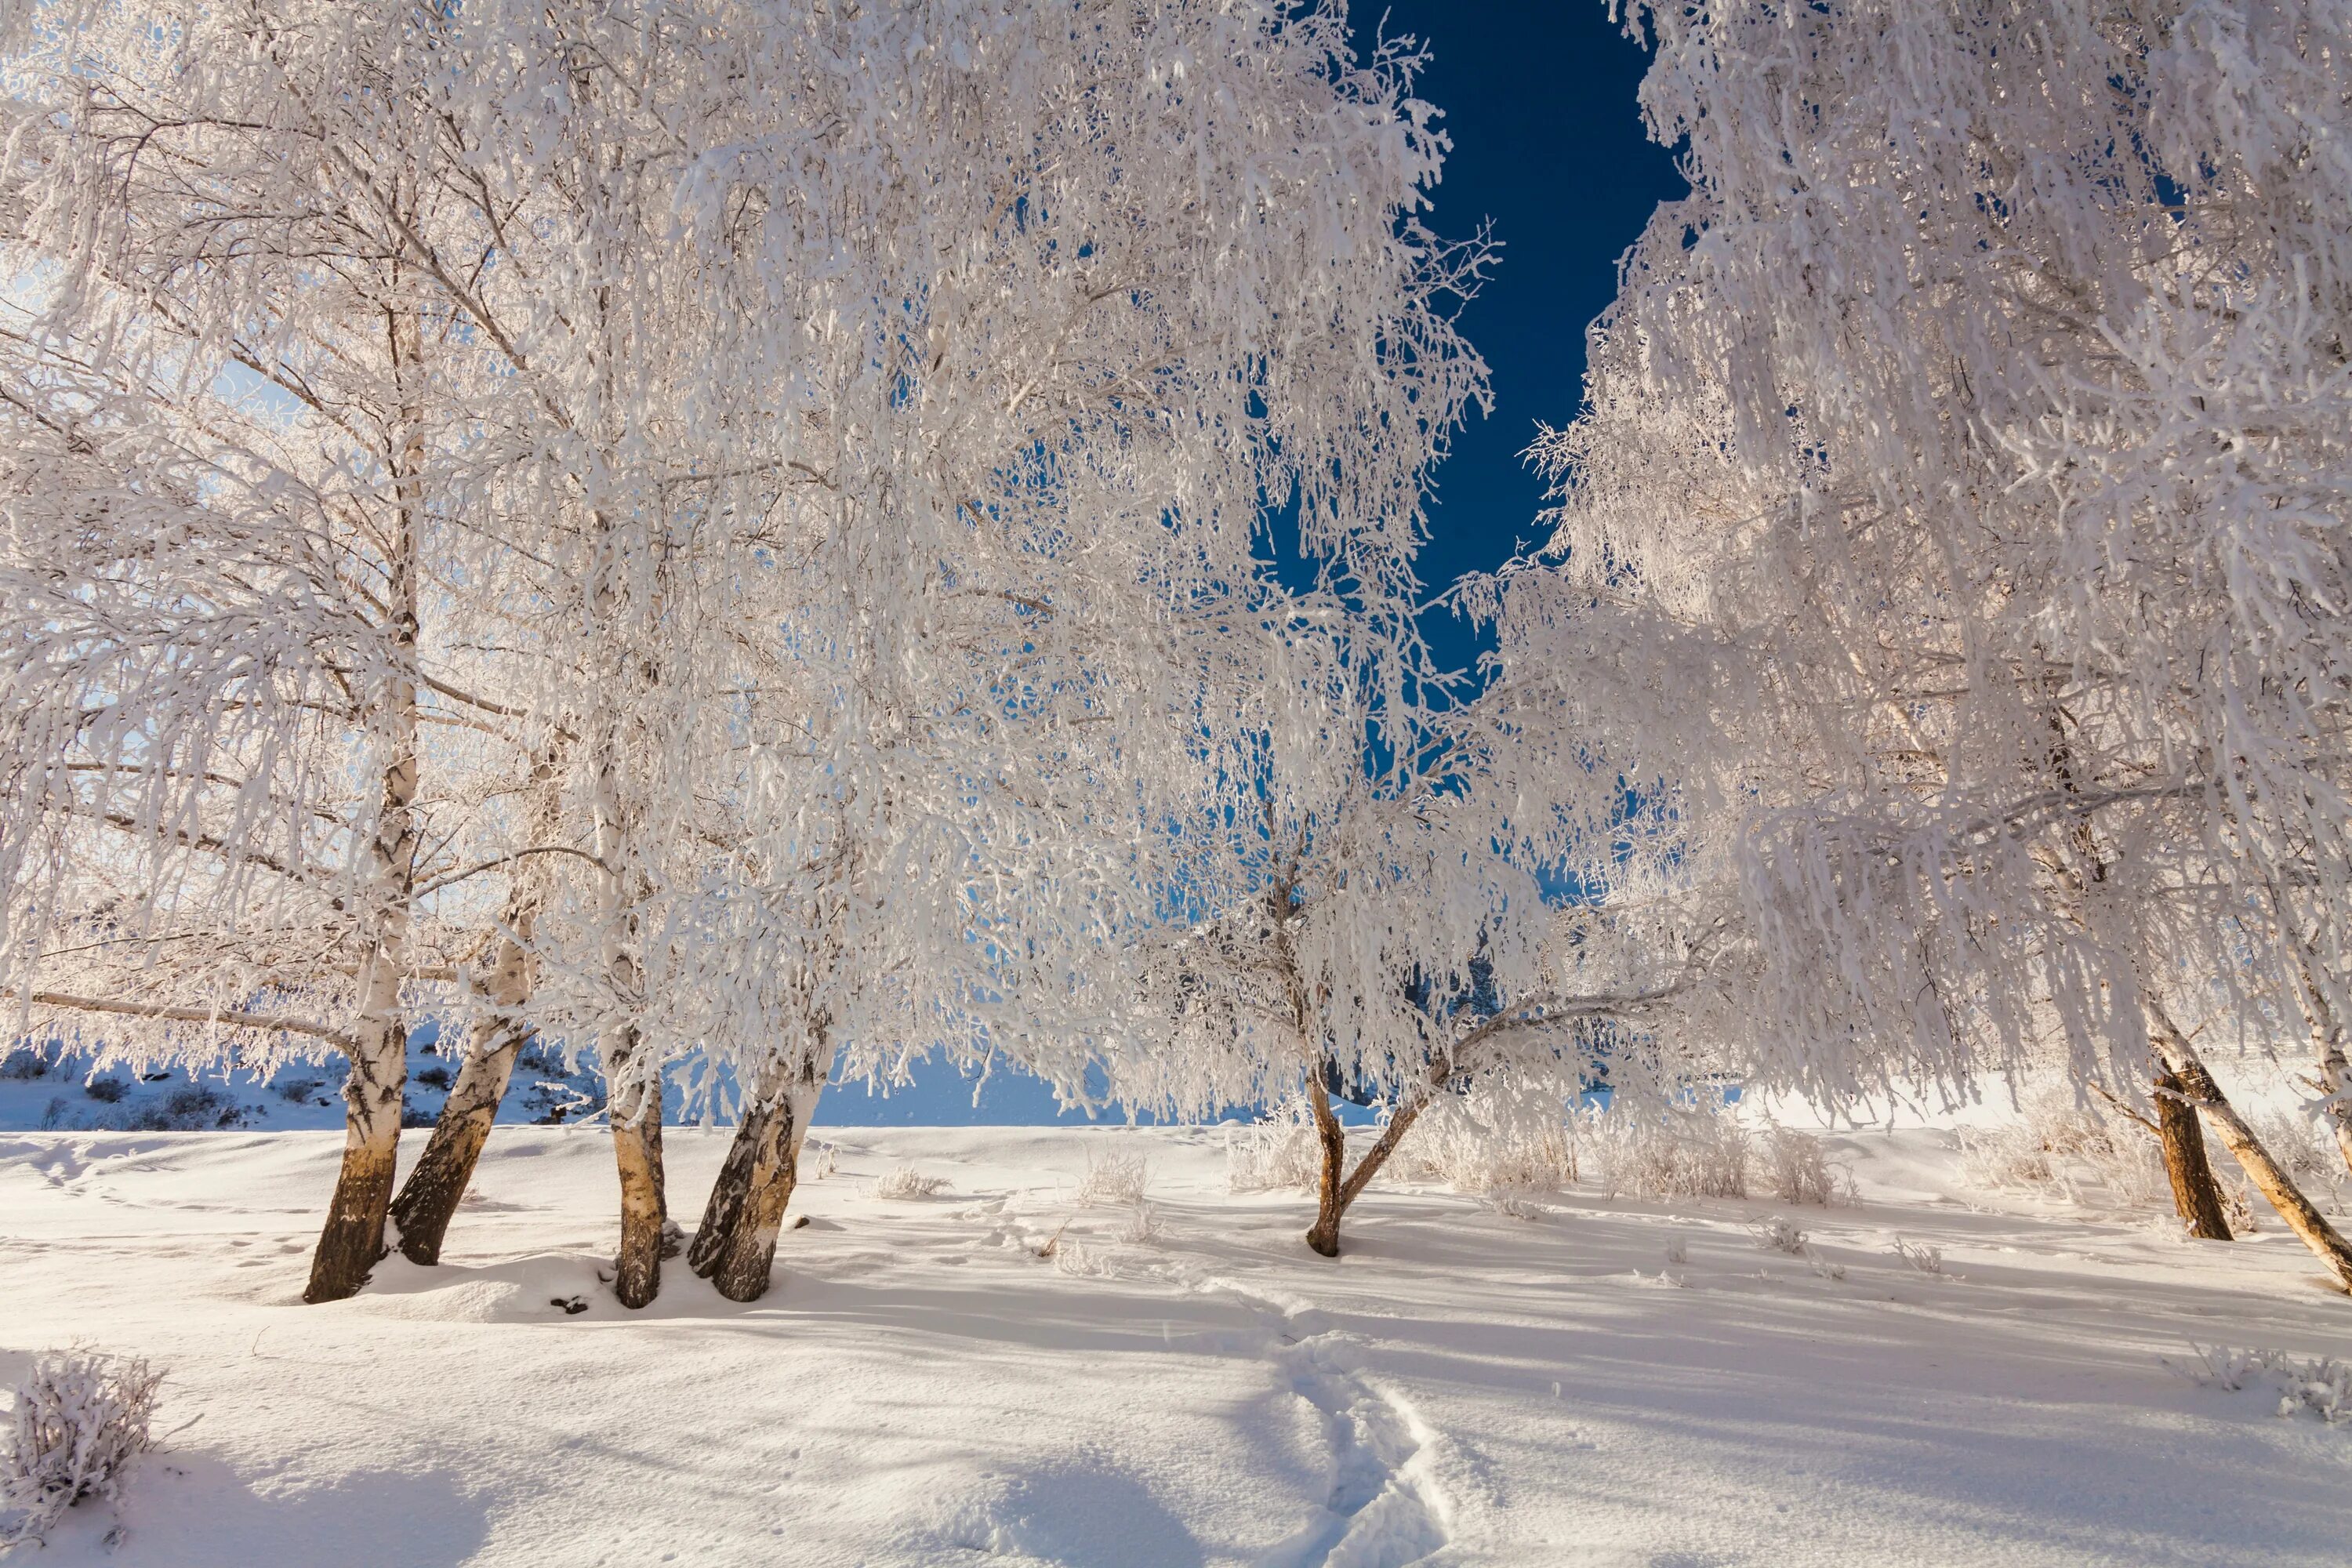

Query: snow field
[2,1124,2349,1566]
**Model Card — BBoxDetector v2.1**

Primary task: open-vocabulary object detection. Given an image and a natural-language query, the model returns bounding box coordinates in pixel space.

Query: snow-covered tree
[1486,0,2352,1287]
[2,0,1529,1309]
[636,0,1505,1301]
[1113,578,1734,1256]
[0,1,600,1301]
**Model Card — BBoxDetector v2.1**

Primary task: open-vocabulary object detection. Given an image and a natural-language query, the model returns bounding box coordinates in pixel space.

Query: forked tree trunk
[2153,1006,2352,1293]
[610,1052,667,1308]
[697,1063,824,1303]
[388,1013,531,1265]
[1301,1065,1436,1258]
[2153,1065,2233,1241]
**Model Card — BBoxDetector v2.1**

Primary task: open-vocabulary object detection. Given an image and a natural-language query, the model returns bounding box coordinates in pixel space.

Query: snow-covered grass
[1222,1098,1322,1192]
[2170,1344,2352,1426]
[1588,1103,1752,1199]
[2,1122,2350,1566]
[869,1165,949,1200]
[1954,1083,2171,1210]
[1073,1148,1149,1208]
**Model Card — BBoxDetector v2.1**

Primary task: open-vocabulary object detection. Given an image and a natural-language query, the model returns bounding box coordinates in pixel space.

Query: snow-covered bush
[1750,1217,1809,1255]
[1051,1240,1117,1280]
[2170,1345,2352,1426]
[1394,1080,1580,1195]
[1,1350,162,1551]
[1955,1086,2167,1210]
[1225,1100,1323,1193]
[872,1167,949,1201]
[1117,1203,1163,1246]
[1755,1126,1837,1206]
[1074,1149,1149,1208]
[1588,1105,1748,1200]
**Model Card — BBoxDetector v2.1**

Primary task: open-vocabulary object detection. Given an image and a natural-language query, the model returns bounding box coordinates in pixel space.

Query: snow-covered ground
[2,1121,2348,1567]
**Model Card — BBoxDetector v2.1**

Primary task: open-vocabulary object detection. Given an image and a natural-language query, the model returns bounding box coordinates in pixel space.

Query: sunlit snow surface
[2,1122,2347,1566]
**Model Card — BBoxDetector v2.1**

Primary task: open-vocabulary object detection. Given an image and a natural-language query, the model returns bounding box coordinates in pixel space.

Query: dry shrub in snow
[2171,1345,2352,1425]
[872,1167,949,1200]
[1588,1105,1748,1200]
[1074,1148,1149,1207]
[1890,1239,1945,1276]
[1393,1079,1579,1195]
[1051,1239,1119,1279]
[1117,1203,1163,1246]
[1225,1099,1323,1193]
[1755,1125,1838,1206]
[1955,1084,2168,1210]
[2,1350,162,1550]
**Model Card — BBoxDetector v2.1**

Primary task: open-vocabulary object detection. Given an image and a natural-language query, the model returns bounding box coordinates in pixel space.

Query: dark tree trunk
[1301,1064,1438,1258]
[689,1090,771,1276]
[304,1017,408,1303]
[388,745,562,1265]
[693,1049,825,1301]
[389,1017,529,1265]
[2154,1009,2352,1292]
[1303,1073,1350,1257]
[2153,1065,2233,1241]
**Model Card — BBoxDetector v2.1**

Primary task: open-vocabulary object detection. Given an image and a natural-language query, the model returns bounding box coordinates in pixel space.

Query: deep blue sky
[821,2,1684,1127]
[1389,0,1685,677]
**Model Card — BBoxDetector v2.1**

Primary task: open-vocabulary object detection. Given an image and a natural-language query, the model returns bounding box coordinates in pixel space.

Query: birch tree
[607,0,1504,1299]
[1488,0,2352,1286]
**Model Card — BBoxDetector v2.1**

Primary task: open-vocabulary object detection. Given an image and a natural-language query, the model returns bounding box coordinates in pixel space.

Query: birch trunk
[2288,940,2352,1178]
[306,346,422,1303]
[2151,1004,2352,1292]
[609,1038,666,1308]
[703,1069,824,1303]
[389,748,564,1263]
[689,1061,782,1276]
[388,1009,530,1265]
[2152,1064,2232,1241]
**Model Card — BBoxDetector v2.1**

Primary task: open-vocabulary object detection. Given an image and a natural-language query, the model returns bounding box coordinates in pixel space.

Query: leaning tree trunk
[1301,1065,1438,1258]
[2153,1065,2233,1241]
[2153,1007,2352,1293]
[688,1087,768,1277]
[388,1011,531,1265]
[696,1055,825,1302]
[388,745,564,1264]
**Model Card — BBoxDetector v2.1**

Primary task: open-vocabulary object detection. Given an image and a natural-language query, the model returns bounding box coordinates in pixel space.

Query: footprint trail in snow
[1186,1274,1453,1568]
